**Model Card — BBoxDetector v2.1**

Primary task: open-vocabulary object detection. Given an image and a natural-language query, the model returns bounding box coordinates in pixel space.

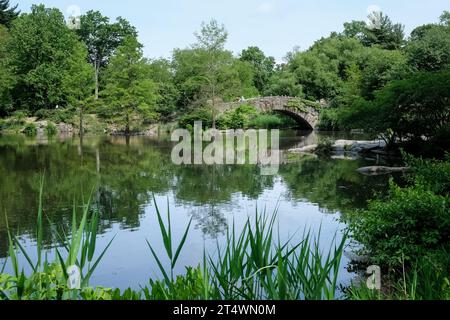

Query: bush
[351,182,449,266]
[23,123,37,136]
[45,123,58,136]
[12,110,28,121]
[34,108,74,124]
[315,138,334,156]
[248,114,282,129]
[178,107,213,129]
[350,156,450,267]
[404,153,450,196]
[318,108,340,131]
[217,104,258,129]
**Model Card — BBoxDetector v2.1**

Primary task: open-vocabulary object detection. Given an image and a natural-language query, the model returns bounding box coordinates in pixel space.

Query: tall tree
[407,16,450,72]
[7,5,90,112]
[0,0,19,27]
[343,12,404,50]
[240,46,275,94]
[147,58,179,120]
[440,11,450,26]
[0,24,14,115]
[102,37,159,134]
[192,19,228,128]
[62,42,95,135]
[77,11,137,99]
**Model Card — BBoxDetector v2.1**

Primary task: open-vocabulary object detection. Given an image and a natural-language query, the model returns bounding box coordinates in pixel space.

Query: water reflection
[0,132,391,261]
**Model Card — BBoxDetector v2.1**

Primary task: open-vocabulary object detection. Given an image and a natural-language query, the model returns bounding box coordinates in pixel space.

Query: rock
[57,122,74,133]
[287,139,388,156]
[331,154,359,161]
[357,166,410,176]
[333,140,386,154]
[289,144,318,153]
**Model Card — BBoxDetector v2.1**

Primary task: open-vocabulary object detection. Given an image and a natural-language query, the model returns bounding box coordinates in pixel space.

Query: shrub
[12,110,28,121]
[350,182,449,266]
[350,155,450,269]
[34,108,74,124]
[178,107,213,129]
[45,123,58,136]
[318,108,340,131]
[217,104,258,129]
[248,114,282,129]
[23,123,37,136]
[403,153,450,196]
[315,138,334,156]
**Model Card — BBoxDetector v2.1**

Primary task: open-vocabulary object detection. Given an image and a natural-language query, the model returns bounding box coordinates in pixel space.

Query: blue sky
[17,0,450,62]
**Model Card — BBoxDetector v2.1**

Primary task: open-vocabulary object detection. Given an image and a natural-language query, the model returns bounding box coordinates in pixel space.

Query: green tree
[0,0,19,27]
[340,70,450,145]
[102,37,159,134]
[147,58,179,121]
[62,43,95,135]
[358,47,408,99]
[77,11,137,99]
[407,23,450,71]
[343,12,404,50]
[342,20,367,42]
[172,20,257,127]
[240,46,275,94]
[0,24,14,115]
[7,5,88,112]
[265,68,303,97]
[282,37,365,100]
[440,10,450,26]
[192,19,229,128]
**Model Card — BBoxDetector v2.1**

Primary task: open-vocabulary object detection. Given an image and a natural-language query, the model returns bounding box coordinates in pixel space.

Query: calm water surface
[0,131,394,291]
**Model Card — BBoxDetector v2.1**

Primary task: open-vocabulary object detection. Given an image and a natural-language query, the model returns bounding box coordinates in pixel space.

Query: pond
[0,131,395,291]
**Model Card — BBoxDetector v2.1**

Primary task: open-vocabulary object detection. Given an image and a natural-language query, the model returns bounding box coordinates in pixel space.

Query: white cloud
[257,2,273,14]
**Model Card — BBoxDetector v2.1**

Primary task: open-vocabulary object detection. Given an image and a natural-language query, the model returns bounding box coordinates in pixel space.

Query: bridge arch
[218,96,320,130]
[272,109,314,131]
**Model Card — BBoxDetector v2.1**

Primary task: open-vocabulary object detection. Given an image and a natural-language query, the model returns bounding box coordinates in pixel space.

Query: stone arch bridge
[217,96,320,130]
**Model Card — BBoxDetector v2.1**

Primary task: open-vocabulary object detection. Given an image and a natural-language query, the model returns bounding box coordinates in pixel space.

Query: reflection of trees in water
[0,134,394,257]
[278,155,391,217]
[171,163,270,238]
[189,204,228,239]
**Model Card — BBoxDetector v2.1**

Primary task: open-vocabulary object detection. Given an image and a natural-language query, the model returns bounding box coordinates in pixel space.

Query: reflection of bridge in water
[218,96,321,130]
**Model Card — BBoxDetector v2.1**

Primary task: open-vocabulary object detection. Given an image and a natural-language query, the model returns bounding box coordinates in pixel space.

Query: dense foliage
[349,155,450,299]
[0,0,19,27]
[0,4,448,141]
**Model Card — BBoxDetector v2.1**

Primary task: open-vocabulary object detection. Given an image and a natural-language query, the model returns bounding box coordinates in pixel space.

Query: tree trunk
[79,106,84,137]
[94,61,99,100]
[125,113,130,135]
[211,85,216,129]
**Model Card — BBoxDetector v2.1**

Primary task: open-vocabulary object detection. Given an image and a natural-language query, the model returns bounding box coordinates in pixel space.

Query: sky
[16,0,450,62]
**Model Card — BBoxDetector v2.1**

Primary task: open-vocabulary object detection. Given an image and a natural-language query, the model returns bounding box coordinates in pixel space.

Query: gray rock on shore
[357,166,410,176]
[288,139,387,155]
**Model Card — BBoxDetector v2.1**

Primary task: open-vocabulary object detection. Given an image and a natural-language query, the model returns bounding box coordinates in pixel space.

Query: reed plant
[1,178,114,300]
[1,184,347,300]
[144,204,347,300]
